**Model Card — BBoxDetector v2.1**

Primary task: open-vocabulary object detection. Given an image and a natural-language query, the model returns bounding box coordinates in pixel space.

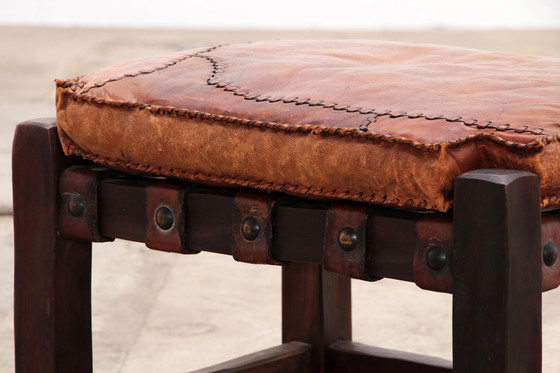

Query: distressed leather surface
[56,40,560,211]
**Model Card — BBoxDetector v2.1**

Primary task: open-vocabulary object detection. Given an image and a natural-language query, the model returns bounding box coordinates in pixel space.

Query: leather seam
[58,44,553,140]
[62,136,560,212]
[62,137,444,211]
[57,45,224,94]
[199,50,549,136]
[57,87,552,152]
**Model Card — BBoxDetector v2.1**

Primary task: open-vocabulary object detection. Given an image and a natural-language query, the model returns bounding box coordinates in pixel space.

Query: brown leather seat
[55,40,560,212]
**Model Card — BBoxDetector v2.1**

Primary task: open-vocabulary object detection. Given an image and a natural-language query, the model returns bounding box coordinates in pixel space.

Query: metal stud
[155,206,174,230]
[426,245,447,271]
[338,227,358,251]
[241,217,260,241]
[544,240,558,267]
[67,194,86,217]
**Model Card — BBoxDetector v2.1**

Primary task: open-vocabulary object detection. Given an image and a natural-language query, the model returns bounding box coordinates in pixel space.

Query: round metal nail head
[426,245,447,271]
[242,217,260,241]
[155,206,174,230]
[67,194,86,217]
[338,227,358,251]
[544,240,558,267]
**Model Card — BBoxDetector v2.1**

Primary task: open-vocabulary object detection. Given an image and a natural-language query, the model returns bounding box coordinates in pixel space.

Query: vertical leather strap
[232,191,281,265]
[145,181,198,254]
[413,216,453,293]
[59,165,114,242]
[323,203,378,281]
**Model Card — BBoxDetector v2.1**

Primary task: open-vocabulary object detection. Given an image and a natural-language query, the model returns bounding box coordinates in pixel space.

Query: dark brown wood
[99,178,149,242]
[12,119,554,373]
[59,165,114,242]
[270,200,328,263]
[145,180,198,254]
[63,163,558,294]
[282,262,351,373]
[453,169,542,373]
[94,178,443,282]
[190,342,311,373]
[232,191,280,264]
[184,187,236,255]
[12,119,93,373]
[95,183,432,281]
[328,341,452,373]
[323,203,378,281]
[366,212,420,282]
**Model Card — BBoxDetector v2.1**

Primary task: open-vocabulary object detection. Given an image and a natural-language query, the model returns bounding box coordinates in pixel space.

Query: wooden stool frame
[12,119,560,372]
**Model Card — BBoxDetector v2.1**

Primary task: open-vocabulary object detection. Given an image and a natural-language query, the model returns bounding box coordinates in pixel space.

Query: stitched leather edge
[199,48,550,136]
[54,44,560,212]
[60,134,444,211]
[60,132,560,212]
[57,87,552,152]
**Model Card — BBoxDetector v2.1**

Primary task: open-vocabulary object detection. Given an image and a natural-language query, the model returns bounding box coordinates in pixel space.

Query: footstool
[12,40,560,372]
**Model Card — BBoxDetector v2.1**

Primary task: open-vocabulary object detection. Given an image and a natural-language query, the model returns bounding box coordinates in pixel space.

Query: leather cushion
[56,40,560,212]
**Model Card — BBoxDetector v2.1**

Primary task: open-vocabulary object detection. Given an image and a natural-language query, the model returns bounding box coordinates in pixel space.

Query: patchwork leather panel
[55,40,560,211]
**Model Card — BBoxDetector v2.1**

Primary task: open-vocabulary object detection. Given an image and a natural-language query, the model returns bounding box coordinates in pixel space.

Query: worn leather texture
[56,40,560,212]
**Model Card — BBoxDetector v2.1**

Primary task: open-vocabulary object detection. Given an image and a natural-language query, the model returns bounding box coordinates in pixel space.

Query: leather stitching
[198,50,550,137]
[61,135,560,212]
[359,116,377,132]
[59,45,224,94]
[56,87,552,152]
[62,137,443,211]
[56,42,554,153]
[59,43,553,139]
[55,44,560,212]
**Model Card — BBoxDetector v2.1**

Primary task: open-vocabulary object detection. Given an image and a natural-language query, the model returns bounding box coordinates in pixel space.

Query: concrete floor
[0,26,559,372]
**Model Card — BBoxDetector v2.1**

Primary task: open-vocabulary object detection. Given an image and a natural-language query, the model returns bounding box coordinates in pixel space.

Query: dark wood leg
[453,170,542,373]
[282,262,351,373]
[12,119,93,373]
